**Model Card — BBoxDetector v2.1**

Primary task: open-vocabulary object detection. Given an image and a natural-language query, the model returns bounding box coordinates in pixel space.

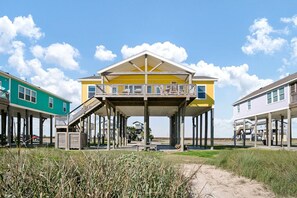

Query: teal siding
[0,75,9,91]
[7,77,70,115]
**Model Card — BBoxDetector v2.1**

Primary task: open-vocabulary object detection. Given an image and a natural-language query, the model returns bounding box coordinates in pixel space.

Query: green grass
[170,148,297,197]
[0,148,191,197]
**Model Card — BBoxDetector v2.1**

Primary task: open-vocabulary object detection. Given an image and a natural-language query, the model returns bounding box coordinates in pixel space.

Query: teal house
[0,70,71,146]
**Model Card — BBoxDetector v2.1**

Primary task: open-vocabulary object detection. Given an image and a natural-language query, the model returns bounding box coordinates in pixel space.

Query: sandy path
[182,164,275,198]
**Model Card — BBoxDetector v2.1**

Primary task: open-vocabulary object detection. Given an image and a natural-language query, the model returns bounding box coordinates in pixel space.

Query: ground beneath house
[182,164,275,198]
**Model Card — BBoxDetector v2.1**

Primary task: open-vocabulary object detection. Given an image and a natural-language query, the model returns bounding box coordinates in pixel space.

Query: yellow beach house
[56,51,216,151]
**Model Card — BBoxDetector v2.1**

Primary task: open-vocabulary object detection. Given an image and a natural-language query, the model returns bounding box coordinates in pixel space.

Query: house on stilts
[55,51,216,151]
[233,73,297,148]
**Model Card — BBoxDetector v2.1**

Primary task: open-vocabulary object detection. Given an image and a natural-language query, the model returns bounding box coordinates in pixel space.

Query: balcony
[95,84,197,98]
[0,89,9,105]
[290,92,297,107]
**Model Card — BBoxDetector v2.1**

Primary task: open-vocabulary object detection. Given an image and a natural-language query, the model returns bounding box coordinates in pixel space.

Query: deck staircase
[55,97,103,129]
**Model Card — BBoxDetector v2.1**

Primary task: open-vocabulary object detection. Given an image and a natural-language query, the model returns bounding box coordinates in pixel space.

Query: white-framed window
[155,86,161,94]
[147,85,152,94]
[63,102,67,113]
[88,85,95,99]
[112,86,118,94]
[273,90,278,102]
[25,88,31,101]
[197,85,206,99]
[279,87,284,100]
[248,100,251,110]
[49,97,53,108]
[267,92,272,104]
[237,105,240,113]
[31,91,36,103]
[18,85,25,99]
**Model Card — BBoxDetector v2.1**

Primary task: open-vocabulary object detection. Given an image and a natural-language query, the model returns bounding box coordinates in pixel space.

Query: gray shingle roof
[193,76,217,80]
[79,75,101,80]
[233,72,297,106]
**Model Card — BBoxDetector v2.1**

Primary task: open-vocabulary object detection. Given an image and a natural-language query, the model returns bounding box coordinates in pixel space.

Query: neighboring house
[0,71,71,146]
[57,51,216,151]
[233,73,297,148]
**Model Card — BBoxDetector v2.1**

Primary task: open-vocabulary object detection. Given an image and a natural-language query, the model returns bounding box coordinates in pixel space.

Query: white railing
[95,84,196,97]
[55,97,101,126]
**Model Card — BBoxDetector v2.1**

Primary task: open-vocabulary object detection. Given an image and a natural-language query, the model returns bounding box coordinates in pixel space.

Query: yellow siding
[190,81,215,107]
[80,65,215,107]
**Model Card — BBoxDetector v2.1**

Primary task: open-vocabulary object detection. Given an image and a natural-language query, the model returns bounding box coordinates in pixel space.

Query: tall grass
[211,149,297,197]
[0,149,191,197]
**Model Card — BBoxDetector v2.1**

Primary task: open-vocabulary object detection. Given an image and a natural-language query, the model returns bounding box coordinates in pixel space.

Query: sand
[182,164,275,198]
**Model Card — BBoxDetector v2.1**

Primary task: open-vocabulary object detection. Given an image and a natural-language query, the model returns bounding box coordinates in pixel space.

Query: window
[63,102,67,113]
[155,86,161,94]
[88,85,95,98]
[49,97,53,108]
[237,105,240,113]
[279,87,284,100]
[197,85,206,99]
[248,100,251,110]
[19,86,24,99]
[31,91,36,103]
[147,85,152,94]
[267,92,272,104]
[112,86,117,94]
[25,89,31,101]
[273,90,278,102]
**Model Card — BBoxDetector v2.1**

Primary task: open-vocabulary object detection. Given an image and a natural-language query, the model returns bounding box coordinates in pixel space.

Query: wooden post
[88,116,92,145]
[25,110,28,146]
[243,119,246,147]
[113,108,116,149]
[94,114,97,144]
[254,116,257,147]
[29,115,33,145]
[17,112,21,147]
[268,113,272,147]
[287,108,291,148]
[102,116,105,145]
[1,110,6,146]
[281,115,284,147]
[144,100,149,146]
[124,116,128,146]
[200,115,203,147]
[106,104,111,150]
[7,106,12,146]
[204,111,208,149]
[275,120,278,146]
[180,106,185,152]
[192,117,195,146]
[195,116,198,147]
[234,121,237,147]
[116,111,120,148]
[169,116,174,146]
[50,115,53,145]
[98,116,101,146]
[39,113,43,145]
[210,108,214,150]
[265,118,268,146]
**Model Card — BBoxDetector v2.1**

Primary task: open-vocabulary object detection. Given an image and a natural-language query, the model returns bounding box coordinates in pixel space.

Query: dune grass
[0,148,191,197]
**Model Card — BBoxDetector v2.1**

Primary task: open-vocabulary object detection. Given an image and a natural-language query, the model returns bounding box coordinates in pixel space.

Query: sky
[1,0,297,138]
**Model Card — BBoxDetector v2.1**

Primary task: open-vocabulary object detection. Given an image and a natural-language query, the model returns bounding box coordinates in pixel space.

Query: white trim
[234,107,289,121]
[18,85,37,104]
[78,78,102,82]
[192,78,217,81]
[87,85,96,99]
[197,85,207,100]
[9,77,11,101]
[9,103,57,116]
[97,50,196,75]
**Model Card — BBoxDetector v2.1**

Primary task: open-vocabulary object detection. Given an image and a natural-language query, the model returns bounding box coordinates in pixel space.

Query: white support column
[116,110,119,148]
[145,54,148,84]
[287,108,291,148]
[268,112,272,147]
[180,105,185,152]
[243,119,246,147]
[254,116,257,147]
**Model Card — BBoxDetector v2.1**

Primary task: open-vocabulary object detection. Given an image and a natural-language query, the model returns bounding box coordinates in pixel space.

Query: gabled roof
[78,75,102,82]
[0,70,71,103]
[233,72,297,106]
[97,50,196,75]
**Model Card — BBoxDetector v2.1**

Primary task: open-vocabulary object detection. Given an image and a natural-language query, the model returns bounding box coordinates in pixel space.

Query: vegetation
[0,149,191,197]
[177,148,297,197]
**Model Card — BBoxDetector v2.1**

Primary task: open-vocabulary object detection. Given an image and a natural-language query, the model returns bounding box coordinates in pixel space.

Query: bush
[0,149,191,197]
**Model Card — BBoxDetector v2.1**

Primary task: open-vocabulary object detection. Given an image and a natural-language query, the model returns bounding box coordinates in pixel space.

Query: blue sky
[1,1,297,137]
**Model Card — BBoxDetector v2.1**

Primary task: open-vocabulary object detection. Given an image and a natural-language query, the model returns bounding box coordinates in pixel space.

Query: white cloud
[13,15,43,39]
[242,18,286,55]
[8,41,31,76]
[281,15,297,26]
[94,45,117,61]
[121,41,188,63]
[28,59,81,108]
[0,15,43,54]
[31,43,80,70]
[291,37,297,59]
[215,118,234,138]
[187,60,273,95]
